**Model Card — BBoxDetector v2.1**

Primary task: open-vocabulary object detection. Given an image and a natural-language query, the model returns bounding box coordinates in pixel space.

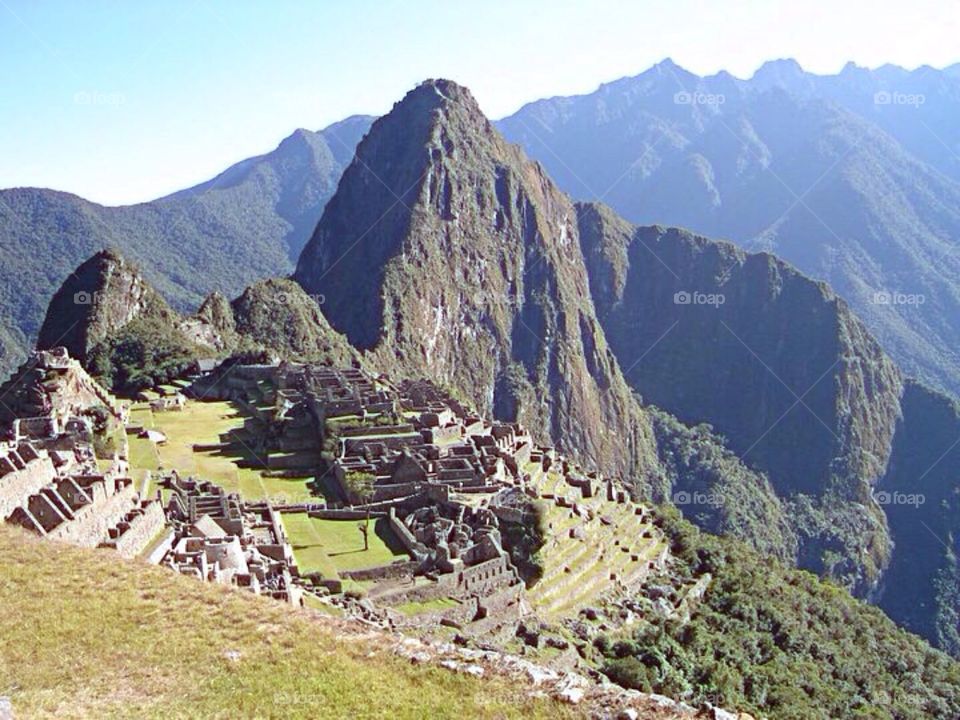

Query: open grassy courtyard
[280,513,408,577]
[126,400,317,503]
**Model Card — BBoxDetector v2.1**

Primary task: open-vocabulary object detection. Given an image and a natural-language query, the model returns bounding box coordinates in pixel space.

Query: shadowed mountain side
[577,201,903,591]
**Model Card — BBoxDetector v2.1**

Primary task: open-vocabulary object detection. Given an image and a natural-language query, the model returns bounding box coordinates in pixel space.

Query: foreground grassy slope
[0,527,574,720]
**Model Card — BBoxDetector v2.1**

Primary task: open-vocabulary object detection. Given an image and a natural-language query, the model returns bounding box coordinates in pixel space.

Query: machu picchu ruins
[0,345,685,660]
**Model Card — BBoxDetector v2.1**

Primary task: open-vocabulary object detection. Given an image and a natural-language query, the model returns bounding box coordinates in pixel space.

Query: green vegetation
[342,471,375,504]
[281,514,407,577]
[650,408,798,563]
[596,507,960,720]
[230,278,358,366]
[498,497,548,586]
[127,400,315,503]
[89,315,208,394]
[393,597,460,616]
[0,525,571,719]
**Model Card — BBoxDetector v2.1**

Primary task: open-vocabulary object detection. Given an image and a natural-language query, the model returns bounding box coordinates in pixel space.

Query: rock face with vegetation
[577,202,905,591]
[229,278,359,366]
[36,249,210,393]
[0,116,372,379]
[37,251,358,393]
[294,80,659,482]
[878,381,960,657]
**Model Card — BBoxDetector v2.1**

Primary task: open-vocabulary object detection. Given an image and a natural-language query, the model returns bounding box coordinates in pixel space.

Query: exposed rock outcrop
[577,201,904,591]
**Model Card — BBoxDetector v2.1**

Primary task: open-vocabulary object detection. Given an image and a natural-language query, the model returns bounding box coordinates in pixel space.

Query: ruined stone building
[0,349,162,559]
[159,475,302,605]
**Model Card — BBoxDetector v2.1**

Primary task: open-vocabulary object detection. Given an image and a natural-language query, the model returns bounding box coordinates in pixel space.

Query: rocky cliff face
[878,381,960,656]
[36,249,181,363]
[577,201,904,590]
[294,80,658,481]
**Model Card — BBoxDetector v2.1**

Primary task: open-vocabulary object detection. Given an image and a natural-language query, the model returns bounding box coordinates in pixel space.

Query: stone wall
[101,500,166,559]
[47,480,138,547]
[307,509,387,521]
[145,527,176,564]
[460,555,513,595]
[388,508,428,559]
[0,455,57,520]
[341,560,419,582]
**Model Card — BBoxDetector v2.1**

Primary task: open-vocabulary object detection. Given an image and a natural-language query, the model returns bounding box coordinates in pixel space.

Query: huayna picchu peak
[4,9,960,716]
[294,78,661,487]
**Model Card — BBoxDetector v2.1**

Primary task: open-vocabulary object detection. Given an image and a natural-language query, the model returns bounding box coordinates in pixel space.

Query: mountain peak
[36,249,168,366]
[294,80,658,480]
[752,57,805,79]
[391,78,484,120]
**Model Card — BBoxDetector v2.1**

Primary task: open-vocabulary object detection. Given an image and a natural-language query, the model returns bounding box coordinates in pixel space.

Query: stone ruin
[185,358,661,639]
[0,347,126,426]
[158,474,302,605]
[0,349,161,559]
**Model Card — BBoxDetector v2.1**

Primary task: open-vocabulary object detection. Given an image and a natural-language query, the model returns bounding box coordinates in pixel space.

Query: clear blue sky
[1,0,957,205]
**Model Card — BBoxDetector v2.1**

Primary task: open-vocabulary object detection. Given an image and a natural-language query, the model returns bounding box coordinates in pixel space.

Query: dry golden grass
[0,526,577,719]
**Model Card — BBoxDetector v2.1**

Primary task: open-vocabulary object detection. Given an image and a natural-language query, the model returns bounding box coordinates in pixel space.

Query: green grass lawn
[0,526,574,720]
[393,597,459,616]
[281,514,408,577]
[129,400,316,504]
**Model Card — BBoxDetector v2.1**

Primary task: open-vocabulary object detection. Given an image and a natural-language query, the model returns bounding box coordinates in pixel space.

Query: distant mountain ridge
[498,59,960,399]
[0,115,373,379]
